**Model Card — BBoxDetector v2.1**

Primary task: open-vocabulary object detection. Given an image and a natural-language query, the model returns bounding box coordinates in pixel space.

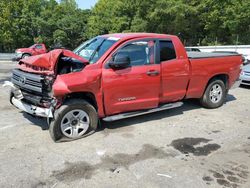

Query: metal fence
[0,53,15,61]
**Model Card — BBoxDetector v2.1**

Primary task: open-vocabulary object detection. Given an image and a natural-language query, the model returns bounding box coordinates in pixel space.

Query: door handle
[147,70,159,76]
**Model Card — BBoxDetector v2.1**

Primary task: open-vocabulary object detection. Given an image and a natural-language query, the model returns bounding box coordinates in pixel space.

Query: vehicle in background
[212,51,249,65]
[5,33,242,142]
[240,64,250,86]
[242,54,250,65]
[185,47,201,52]
[212,51,239,54]
[14,44,47,61]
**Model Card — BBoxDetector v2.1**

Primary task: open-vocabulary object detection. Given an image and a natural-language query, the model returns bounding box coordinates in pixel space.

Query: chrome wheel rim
[23,55,29,59]
[209,84,223,104]
[60,109,90,139]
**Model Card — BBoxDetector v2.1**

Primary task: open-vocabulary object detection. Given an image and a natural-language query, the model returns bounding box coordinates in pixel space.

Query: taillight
[242,56,245,63]
[240,64,243,70]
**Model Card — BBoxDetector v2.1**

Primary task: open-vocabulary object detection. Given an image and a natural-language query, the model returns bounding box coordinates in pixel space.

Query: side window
[159,41,176,62]
[35,45,42,49]
[115,40,155,66]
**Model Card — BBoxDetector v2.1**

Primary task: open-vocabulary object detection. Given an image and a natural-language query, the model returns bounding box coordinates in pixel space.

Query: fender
[52,67,105,117]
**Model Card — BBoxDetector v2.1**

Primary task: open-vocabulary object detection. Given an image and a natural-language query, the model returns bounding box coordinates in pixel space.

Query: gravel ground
[0,61,250,188]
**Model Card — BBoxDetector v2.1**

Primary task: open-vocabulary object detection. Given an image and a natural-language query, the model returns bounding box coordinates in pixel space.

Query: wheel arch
[200,73,228,109]
[64,92,98,110]
[22,53,32,57]
[206,73,229,90]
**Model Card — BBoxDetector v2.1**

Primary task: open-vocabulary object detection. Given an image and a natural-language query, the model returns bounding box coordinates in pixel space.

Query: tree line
[0,0,250,52]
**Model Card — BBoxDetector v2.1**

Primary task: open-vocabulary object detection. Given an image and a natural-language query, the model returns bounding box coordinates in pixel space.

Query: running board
[102,102,183,122]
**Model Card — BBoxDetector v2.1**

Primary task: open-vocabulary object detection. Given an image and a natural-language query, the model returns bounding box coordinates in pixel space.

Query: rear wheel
[49,99,98,142]
[200,79,226,109]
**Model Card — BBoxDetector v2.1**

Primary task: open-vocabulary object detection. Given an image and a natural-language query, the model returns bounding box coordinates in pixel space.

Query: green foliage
[53,29,68,46]
[0,0,249,52]
[86,0,250,46]
[34,36,43,44]
[0,0,90,52]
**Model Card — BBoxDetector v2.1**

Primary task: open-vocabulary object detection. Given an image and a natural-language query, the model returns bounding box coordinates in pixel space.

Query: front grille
[22,91,52,107]
[244,71,250,76]
[242,80,250,84]
[11,69,44,94]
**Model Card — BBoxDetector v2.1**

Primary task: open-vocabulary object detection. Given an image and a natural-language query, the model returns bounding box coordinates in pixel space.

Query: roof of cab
[102,33,175,40]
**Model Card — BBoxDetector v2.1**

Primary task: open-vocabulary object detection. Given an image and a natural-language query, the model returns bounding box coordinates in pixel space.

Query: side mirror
[109,54,131,69]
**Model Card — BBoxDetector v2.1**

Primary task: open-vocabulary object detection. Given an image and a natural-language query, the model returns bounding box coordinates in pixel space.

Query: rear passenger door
[159,40,190,103]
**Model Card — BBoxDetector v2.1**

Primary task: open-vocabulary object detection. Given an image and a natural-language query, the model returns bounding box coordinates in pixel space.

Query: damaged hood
[19,49,88,74]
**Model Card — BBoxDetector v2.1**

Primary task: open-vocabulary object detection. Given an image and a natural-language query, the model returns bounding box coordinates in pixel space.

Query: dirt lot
[0,61,250,188]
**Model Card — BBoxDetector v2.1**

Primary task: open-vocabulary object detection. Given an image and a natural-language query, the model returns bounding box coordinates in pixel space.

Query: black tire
[9,91,14,105]
[49,99,98,142]
[21,54,31,59]
[200,79,226,109]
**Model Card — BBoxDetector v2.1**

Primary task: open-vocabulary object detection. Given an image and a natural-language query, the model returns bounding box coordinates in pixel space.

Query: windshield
[74,37,118,64]
[29,44,36,48]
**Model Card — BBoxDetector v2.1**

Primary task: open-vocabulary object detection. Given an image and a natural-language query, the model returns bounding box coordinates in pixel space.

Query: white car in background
[242,54,250,65]
[240,64,250,86]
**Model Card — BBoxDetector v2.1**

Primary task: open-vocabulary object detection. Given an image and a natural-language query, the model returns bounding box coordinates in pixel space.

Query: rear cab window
[159,41,176,62]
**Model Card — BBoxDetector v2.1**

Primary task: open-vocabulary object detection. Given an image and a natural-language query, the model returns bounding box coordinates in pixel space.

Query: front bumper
[12,53,23,61]
[3,81,53,118]
[11,97,53,118]
[240,73,250,86]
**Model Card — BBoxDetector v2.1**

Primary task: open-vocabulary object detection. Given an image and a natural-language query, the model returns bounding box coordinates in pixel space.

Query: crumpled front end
[18,49,88,75]
[3,81,55,118]
[4,67,56,118]
[5,49,88,118]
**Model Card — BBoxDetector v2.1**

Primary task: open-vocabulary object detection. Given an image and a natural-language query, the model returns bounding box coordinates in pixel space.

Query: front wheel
[200,79,227,109]
[49,99,98,142]
[21,54,31,59]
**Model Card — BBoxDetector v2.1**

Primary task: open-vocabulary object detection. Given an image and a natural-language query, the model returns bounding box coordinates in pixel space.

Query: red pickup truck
[5,33,242,142]
[15,43,47,60]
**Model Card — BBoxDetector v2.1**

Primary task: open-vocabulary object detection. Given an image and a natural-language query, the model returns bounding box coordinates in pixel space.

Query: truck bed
[186,52,242,99]
[187,52,241,59]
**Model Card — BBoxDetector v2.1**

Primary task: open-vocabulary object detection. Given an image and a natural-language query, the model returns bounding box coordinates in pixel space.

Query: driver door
[102,40,161,115]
